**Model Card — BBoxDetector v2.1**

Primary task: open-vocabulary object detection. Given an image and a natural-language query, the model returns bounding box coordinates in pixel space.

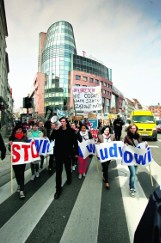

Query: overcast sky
[4,0,161,109]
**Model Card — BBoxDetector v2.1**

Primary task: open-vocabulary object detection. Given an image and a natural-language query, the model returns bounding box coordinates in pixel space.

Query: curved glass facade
[73,55,111,80]
[42,21,77,110]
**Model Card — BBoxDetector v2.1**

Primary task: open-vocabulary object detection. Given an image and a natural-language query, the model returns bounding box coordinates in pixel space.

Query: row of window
[75,75,112,89]
[42,45,75,63]
[73,55,109,79]
[46,35,75,45]
[73,64,108,79]
[102,90,111,96]
[44,101,63,106]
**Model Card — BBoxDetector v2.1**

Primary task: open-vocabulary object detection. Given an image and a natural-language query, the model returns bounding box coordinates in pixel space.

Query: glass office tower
[41,21,77,112]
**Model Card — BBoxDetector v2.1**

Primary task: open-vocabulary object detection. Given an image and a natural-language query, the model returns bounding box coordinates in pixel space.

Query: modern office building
[34,20,124,117]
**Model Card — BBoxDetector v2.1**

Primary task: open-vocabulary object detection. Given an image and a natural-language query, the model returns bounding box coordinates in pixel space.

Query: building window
[95,79,99,84]
[83,76,88,82]
[89,78,93,83]
[75,75,81,80]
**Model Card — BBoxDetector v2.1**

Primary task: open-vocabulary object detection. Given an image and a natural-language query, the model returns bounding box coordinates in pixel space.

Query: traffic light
[23,97,33,108]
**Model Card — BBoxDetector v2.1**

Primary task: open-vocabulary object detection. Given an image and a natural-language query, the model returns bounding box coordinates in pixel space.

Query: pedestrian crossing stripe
[0,157,160,243]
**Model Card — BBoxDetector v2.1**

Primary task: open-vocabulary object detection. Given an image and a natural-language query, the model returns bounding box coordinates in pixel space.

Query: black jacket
[50,126,78,158]
[134,186,161,243]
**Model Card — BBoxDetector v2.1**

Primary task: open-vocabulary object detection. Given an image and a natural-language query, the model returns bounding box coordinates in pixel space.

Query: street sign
[88,119,98,129]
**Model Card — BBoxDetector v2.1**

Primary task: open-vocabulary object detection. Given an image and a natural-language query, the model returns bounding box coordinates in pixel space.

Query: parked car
[156,119,161,133]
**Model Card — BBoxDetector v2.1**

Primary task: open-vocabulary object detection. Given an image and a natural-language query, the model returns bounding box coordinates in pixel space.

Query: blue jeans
[128,166,137,189]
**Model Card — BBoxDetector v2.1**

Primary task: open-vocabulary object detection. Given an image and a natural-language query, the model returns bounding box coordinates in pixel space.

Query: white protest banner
[11,140,40,165]
[28,138,54,155]
[78,139,96,159]
[95,141,123,162]
[78,140,154,166]
[122,144,154,166]
[73,86,102,111]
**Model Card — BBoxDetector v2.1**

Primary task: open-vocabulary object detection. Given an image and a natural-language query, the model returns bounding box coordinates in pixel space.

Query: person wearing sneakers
[98,125,115,189]
[124,124,142,197]
[50,117,79,200]
[27,123,43,181]
[77,124,93,179]
[8,125,28,199]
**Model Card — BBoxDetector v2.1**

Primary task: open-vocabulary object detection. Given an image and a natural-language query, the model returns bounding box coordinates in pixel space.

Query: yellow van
[130,110,157,141]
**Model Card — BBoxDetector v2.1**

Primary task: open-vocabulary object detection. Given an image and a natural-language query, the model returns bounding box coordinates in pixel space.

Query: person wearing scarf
[124,124,142,197]
[98,125,115,189]
[77,124,93,179]
[8,125,28,199]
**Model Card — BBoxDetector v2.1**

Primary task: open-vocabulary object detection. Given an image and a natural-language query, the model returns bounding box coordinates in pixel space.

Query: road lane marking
[0,170,65,243]
[60,156,102,243]
[117,163,148,243]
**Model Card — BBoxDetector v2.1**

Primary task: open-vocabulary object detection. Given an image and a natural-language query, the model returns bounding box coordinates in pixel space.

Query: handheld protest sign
[148,164,154,187]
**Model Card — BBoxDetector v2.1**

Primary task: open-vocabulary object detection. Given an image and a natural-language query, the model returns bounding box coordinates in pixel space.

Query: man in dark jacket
[50,117,79,199]
[134,186,161,243]
[0,133,6,160]
[113,115,124,141]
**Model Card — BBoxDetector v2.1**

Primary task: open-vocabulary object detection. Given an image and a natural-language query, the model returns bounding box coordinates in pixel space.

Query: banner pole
[94,155,100,174]
[148,164,154,187]
[73,98,77,117]
[10,147,13,193]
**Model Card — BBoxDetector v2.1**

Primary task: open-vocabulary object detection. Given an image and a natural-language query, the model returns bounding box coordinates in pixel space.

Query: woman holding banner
[98,126,115,189]
[27,123,43,181]
[8,125,28,199]
[124,124,142,197]
[77,124,93,179]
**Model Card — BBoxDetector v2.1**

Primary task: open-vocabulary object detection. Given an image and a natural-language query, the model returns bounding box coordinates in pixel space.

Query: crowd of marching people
[0,114,146,201]
[1,115,161,242]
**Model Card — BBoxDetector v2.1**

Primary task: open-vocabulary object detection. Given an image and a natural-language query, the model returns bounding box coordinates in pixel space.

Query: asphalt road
[0,132,161,243]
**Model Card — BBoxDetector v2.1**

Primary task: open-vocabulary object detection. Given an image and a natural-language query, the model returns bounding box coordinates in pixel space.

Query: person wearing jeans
[98,125,115,189]
[128,165,137,190]
[27,123,43,181]
[124,124,142,197]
